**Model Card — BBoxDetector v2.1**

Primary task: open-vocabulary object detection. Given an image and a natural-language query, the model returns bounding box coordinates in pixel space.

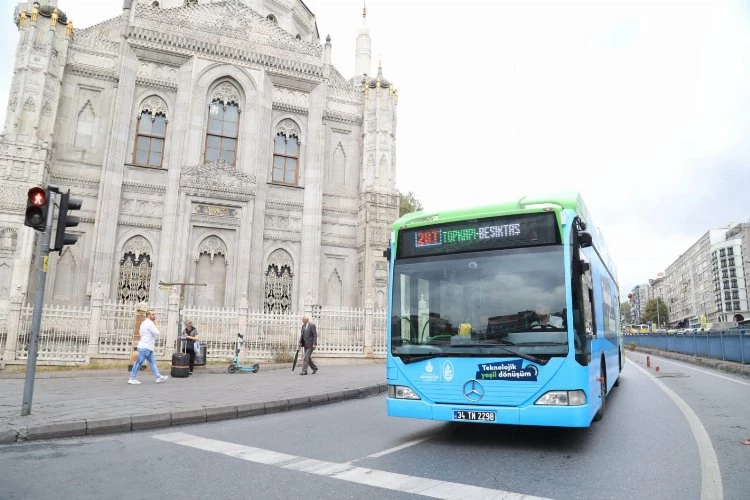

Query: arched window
[272,119,301,185]
[264,249,293,313]
[117,236,153,303]
[206,82,241,166]
[134,96,168,167]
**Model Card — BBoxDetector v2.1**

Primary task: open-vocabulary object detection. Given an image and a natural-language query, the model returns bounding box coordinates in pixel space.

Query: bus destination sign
[397,212,560,258]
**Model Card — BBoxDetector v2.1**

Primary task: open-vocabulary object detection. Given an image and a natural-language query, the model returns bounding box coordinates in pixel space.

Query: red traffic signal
[29,187,46,206]
[24,187,49,231]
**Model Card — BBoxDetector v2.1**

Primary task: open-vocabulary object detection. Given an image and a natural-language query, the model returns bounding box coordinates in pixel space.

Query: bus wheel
[594,363,606,422]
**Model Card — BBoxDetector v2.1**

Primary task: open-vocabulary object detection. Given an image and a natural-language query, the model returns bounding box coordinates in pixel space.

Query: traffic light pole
[21,191,57,416]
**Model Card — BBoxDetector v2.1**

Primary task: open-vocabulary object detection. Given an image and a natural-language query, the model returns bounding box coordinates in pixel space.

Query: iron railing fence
[624,329,750,364]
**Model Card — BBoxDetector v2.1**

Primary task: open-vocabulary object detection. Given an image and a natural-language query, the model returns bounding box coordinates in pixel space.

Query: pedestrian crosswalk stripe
[153,432,552,500]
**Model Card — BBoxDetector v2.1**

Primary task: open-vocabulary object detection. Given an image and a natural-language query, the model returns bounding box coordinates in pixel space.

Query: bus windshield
[390,245,567,361]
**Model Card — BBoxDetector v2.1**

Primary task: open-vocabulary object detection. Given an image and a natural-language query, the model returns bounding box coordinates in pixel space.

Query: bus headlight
[388,385,421,400]
[535,390,586,406]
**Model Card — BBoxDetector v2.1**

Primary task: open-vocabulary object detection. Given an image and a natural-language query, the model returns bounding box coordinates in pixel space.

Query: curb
[0,383,388,445]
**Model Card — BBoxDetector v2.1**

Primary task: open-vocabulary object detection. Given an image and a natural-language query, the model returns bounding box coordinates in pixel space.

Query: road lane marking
[629,353,750,387]
[363,436,432,459]
[627,359,723,500]
[152,431,552,500]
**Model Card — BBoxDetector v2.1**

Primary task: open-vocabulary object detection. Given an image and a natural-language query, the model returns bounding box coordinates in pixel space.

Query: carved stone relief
[139,95,168,118]
[122,235,152,260]
[197,236,227,262]
[181,160,257,200]
[137,62,178,85]
[273,87,309,110]
[264,215,301,231]
[275,118,301,140]
[120,198,164,217]
[211,82,241,107]
[0,228,18,254]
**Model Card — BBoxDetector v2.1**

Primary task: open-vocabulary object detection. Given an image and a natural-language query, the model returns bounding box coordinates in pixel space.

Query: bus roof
[392,191,618,283]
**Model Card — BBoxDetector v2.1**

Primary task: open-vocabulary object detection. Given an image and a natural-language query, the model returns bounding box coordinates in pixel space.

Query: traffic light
[24,186,49,231]
[53,190,82,253]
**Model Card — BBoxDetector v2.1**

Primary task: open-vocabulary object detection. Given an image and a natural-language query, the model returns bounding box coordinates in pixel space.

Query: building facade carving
[0,0,398,312]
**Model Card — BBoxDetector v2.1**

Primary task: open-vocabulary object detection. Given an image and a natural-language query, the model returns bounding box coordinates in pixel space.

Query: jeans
[129,348,162,380]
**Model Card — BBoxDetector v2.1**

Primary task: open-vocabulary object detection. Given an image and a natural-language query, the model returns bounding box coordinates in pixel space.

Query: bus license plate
[453,410,496,422]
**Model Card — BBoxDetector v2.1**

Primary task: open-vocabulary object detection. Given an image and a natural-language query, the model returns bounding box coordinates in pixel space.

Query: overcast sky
[2,0,750,300]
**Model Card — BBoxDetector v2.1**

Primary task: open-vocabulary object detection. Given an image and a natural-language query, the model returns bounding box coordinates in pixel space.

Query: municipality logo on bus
[476,360,539,381]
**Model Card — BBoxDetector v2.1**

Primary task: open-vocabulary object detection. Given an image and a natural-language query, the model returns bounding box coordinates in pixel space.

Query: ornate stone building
[0,0,398,311]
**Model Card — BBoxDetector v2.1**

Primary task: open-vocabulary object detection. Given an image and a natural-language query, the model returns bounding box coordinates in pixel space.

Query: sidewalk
[0,361,386,445]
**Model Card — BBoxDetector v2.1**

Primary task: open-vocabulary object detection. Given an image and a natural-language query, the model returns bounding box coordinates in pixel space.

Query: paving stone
[131,412,171,431]
[87,416,132,435]
[0,428,19,444]
[328,388,360,403]
[264,399,289,414]
[237,402,265,417]
[309,394,329,406]
[171,409,207,426]
[26,421,86,441]
[287,396,311,409]
[205,405,238,422]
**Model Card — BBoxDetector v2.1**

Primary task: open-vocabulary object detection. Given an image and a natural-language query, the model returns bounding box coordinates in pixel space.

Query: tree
[398,190,424,217]
[644,298,668,326]
[620,301,632,324]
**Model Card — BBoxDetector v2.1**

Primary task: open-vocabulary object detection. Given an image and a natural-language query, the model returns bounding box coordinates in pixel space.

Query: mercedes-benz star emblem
[463,379,484,402]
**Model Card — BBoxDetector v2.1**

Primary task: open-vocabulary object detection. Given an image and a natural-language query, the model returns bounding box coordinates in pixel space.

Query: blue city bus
[385,193,622,427]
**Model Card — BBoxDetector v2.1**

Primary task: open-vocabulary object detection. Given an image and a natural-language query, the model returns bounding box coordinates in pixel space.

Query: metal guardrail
[624,329,750,364]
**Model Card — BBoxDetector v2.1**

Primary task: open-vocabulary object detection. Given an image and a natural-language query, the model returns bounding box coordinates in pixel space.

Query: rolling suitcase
[171,339,190,378]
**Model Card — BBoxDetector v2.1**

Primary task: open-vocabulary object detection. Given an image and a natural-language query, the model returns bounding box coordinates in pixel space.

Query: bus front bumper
[387,398,593,427]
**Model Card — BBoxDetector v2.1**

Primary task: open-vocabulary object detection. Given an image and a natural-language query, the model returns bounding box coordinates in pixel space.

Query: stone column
[303,289,313,318]
[165,290,180,358]
[86,283,104,361]
[238,293,249,337]
[364,293,374,357]
[1,287,24,366]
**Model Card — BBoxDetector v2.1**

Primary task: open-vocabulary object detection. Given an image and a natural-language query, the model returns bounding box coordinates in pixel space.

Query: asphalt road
[1,352,748,500]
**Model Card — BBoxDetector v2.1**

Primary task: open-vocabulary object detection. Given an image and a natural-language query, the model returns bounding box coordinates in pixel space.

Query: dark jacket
[181,326,199,349]
[299,322,317,348]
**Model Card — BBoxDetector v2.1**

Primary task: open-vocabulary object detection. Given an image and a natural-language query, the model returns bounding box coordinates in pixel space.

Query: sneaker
[128,379,141,385]
[312,368,318,374]
[156,375,168,383]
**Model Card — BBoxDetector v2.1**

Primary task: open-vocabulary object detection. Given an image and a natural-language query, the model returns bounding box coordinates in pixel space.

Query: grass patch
[272,346,294,363]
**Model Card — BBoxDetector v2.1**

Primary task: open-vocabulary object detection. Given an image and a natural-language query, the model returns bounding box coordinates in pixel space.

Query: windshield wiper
[491,345,547,365]
[513,341,568,346]
[397,346,547,366]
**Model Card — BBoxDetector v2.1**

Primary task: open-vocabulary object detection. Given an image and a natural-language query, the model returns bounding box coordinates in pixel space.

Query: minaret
[354,3,371,77]
[1,2,75,304]
[357,57,399,314]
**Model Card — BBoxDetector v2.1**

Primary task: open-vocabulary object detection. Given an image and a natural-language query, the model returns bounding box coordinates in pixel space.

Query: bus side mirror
[578,231,593,248]
[383,247,391,260]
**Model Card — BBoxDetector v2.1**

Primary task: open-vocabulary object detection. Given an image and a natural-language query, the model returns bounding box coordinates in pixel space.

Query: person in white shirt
[128,309,168,385]
[531,303,564,329]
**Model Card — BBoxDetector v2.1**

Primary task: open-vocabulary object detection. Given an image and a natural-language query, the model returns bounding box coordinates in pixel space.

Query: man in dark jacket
[299,316,318,375]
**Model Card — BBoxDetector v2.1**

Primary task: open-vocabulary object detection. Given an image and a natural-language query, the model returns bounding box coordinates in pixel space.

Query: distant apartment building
[630,221,750,328]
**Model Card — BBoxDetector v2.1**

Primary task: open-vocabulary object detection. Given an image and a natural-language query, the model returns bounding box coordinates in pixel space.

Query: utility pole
[657,297,661,329]
[158,281,207,340]
[21,185,59,416]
